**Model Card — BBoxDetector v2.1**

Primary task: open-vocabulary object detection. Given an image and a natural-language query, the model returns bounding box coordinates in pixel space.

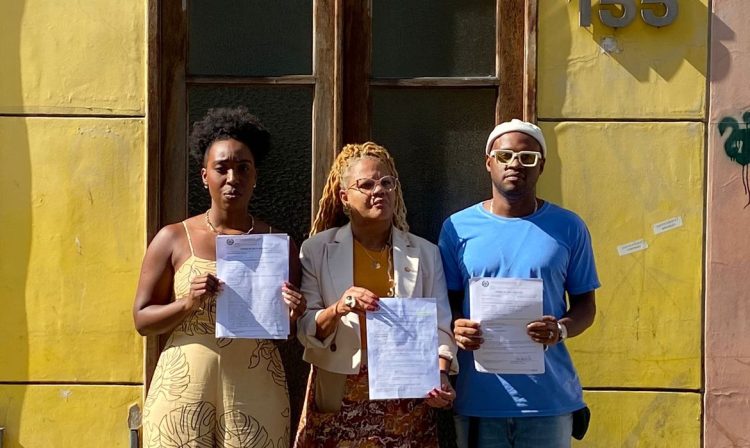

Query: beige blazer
[297,224,458,377]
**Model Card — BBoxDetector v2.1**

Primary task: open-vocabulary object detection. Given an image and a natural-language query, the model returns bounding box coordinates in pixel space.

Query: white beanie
[485,119,547,157]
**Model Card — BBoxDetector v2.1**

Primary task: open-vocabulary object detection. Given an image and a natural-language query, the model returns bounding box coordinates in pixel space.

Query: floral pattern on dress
[143,244,290,448]
[158,401,216,448]
[249,340,287,389]
[294,365,438,448]
[217,410,289,448]
[144,346,191,418]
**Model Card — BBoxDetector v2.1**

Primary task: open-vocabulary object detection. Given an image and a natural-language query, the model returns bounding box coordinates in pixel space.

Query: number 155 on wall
[579,0,678,28]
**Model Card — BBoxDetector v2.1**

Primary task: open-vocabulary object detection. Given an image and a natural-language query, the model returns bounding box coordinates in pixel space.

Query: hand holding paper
[215,234,290,339]
[469,277,545,374]
[366,297,440,400]
[453,318,484,351]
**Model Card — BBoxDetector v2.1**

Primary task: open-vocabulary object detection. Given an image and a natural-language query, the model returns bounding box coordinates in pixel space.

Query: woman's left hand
[282,282,306,321]
[425,373,455,409]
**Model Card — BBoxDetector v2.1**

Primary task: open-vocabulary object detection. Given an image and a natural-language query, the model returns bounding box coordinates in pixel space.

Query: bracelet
[440,370,449,375]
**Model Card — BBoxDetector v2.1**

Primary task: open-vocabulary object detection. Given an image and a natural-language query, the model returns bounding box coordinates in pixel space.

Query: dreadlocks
[310,142,408,236]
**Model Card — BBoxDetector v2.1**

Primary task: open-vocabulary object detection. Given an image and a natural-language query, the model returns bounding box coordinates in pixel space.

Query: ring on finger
[344,295,356,309]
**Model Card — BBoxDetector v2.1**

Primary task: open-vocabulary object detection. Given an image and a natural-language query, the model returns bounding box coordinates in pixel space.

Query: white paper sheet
[617,239,648,256]
[469,277,544,374]
[365,297,440,400]
[653,216,683,234]
[215,234,290,339]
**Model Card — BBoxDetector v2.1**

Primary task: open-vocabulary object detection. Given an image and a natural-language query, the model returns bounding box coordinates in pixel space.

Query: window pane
[372,0,495,78]
[188,0,313,76]
[372,88,496,242]
[187,86,312,244]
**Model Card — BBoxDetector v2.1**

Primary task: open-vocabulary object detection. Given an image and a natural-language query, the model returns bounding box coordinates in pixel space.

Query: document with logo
[366,297,440,399]
[215,234,289,339]
[469,277,544,374]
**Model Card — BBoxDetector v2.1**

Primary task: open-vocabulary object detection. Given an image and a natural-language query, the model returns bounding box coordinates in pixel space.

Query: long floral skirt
[293,364,438,448]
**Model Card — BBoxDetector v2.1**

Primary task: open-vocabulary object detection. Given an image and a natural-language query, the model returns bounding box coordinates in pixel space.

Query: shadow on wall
[539,0,711,205]
[709,5,734,83]
[0,1,30,446]
[536,1,572,207]
[586,0,708,81]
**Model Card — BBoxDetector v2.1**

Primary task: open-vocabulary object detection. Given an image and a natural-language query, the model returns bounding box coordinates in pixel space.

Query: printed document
[366,297,440,399]
[215,234,289,339]
[469,277,544,374]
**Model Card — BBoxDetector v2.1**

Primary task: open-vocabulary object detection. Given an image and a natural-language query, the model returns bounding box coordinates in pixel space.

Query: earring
[343,203,351,216]
[203,184,208,190]
[253,184,257,188]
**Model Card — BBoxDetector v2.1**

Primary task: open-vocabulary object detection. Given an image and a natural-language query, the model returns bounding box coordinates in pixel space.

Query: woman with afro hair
[133,106,305,447]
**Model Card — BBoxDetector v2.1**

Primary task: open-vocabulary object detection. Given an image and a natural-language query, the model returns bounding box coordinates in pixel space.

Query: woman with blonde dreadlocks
[293,142,457,447]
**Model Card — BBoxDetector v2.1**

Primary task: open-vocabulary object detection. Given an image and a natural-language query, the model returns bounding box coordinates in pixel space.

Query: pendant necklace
[360,243,388,270]
[205,209,255,235]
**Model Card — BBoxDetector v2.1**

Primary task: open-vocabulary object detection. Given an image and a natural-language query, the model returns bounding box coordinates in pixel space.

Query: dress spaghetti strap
[181,221,196,256]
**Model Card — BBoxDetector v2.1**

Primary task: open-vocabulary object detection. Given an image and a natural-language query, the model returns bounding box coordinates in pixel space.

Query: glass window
[372,88,496,241]
[189,0,313,76]
[188,85,313,243]
[372,0,495,78]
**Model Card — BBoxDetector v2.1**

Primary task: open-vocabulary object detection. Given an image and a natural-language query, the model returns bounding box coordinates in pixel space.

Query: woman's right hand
[185,273,222,311]
[334,287,380,316]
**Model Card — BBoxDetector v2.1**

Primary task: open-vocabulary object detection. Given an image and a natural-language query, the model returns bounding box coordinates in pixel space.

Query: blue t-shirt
[438,201,600,417]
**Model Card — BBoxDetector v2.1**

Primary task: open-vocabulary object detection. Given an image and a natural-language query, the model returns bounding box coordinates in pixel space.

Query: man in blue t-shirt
[438,119,600,448]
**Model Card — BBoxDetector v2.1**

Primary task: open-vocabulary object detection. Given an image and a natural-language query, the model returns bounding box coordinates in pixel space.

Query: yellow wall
[538,0,707,120]
[0,386,142,447]
[537,1,707,446]
[0,1,145,115]
[0,1,713,446]
[0,0,146,446]
[0,118,145,382]
[575,391,701,447]
[539,122,703,389]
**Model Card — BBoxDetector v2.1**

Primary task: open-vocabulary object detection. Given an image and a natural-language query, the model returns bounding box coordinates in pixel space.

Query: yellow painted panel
[538,0,708,119]
[0,0,145,114]
[574,390,701,447]
[0,384,142,448]
[537,122,703,388]
[0,117,145,382]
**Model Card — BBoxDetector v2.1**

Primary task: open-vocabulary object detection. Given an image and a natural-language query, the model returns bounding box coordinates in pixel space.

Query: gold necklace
[385,248,395,297]
[205,209,255,235]
[360,242,389,270]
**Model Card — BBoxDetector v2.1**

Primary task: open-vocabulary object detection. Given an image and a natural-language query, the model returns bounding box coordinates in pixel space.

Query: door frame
[144,0,537,388]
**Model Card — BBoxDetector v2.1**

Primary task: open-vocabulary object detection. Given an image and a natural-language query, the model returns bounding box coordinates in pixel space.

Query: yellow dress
[143,222,290,448]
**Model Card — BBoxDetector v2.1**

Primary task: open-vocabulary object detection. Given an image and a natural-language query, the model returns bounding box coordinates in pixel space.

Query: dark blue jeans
[454,413,573,448]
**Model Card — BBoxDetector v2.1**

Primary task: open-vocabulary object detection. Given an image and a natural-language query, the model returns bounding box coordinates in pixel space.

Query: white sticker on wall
[653,216,684,235]
[617,239,648,256]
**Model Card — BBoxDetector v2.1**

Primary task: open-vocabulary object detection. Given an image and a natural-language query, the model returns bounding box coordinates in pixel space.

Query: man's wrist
[557,320,568,342]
